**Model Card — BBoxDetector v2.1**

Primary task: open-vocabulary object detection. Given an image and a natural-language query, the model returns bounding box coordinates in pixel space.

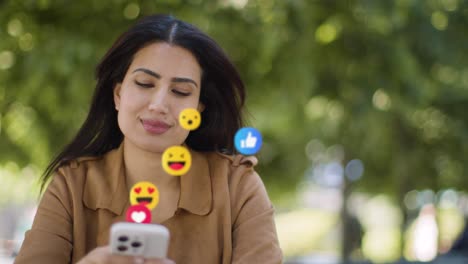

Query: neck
[122,139,166,188]
[121,138,182,223]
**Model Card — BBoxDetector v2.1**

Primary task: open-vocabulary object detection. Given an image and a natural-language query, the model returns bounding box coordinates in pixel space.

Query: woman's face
[114,42,203,153]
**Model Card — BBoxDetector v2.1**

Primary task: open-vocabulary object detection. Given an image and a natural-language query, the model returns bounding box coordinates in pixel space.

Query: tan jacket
[15,144,283,264]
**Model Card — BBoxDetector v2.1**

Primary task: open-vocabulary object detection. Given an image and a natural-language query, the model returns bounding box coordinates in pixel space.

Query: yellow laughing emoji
[162,146,192,176]
[179,108,201,131]
[129,181,160,210]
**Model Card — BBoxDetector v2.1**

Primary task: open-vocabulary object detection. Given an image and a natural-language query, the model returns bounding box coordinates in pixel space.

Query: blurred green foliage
[1,0,468,205]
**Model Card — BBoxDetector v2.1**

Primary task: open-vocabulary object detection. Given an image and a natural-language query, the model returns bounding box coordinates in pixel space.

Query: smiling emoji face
[179,108,201,131]
[162,146,192,176]
[129,181,159,210]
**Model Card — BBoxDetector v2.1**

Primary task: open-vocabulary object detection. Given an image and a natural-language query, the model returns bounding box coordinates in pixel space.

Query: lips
[141,119,170,134]
[168,161,185,170]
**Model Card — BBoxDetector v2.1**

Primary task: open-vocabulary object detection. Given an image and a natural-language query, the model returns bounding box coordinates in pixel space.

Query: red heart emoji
[148,187,155,194]
[134,187,141,194]
[131,211,147,223]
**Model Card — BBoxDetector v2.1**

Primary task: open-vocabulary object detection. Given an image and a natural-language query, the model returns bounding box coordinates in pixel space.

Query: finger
[77,246,111,264]
[107,254,144,264]
[133,257,145,264]
[145,258,175,264]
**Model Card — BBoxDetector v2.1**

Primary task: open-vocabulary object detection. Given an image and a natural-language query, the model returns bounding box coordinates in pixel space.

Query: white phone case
[110,222,170,259]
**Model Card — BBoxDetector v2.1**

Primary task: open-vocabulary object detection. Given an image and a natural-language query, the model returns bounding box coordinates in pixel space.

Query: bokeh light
[7,19,23,37]
[372,89,391,111]
[123,3,140,20]
[345,159,364,182]
[432,64,459,85]
[0,50,15,70]
[222,0,249,9]
[431,11,448,30]
[404,190,420,211]
[1,1,468,263]
[363,229,401,263]
[441,0,458,12]
[315,23,339,44]
[18,33,34,51]
[305,139,326,162]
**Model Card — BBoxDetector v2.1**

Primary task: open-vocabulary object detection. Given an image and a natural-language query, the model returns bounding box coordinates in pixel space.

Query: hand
[77,246,175,264]
[240,132,257,149]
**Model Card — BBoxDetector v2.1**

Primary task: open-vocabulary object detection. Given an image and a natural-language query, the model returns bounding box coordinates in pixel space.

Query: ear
[197,102,205,113]
[113,83,122,111]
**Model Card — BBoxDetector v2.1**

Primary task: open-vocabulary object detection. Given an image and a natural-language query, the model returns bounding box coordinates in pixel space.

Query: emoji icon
[126,204,151,223]
[129,181,159,210]
[179,108,201,131]
[234,127,262,155]
[162,146,192,176]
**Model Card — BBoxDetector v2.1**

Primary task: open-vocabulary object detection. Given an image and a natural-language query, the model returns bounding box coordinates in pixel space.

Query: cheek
[177,97,201,113]
[120,90,147,111]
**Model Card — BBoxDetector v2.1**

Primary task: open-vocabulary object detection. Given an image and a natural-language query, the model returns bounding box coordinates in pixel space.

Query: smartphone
[109,222,170,259]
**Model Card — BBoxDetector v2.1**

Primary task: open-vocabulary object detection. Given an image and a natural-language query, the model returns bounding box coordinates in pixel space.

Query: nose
[148,89,169,114]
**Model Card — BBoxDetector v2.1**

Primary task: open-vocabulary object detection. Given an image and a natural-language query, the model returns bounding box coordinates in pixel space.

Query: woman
[14,14,282,264]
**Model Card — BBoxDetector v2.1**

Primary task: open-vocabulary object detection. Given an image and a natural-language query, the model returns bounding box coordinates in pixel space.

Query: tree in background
[1,0,468,260]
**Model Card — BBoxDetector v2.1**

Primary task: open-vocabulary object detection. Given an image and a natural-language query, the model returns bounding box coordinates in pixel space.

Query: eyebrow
[132,68,198,88]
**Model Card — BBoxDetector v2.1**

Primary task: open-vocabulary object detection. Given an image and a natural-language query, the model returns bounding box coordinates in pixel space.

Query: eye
[172,90,190,96]
[181,154,184,158]
[135,80,153,88]
[169,153,173,158]
[182,115,186,119]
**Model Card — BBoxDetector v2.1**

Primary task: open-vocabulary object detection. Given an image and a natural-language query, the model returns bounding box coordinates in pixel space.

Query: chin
[122,127,189,153]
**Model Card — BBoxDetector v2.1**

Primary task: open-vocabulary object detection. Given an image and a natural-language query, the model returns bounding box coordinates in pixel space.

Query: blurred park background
[1,0,468,263]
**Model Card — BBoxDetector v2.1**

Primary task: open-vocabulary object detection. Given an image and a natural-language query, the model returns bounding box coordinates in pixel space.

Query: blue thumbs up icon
[234,127,262,155]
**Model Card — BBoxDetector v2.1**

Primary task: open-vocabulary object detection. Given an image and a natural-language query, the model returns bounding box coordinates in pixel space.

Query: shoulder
[55,147,121,179]
[53,155,104,185]
[202,151,260,184]
[47,147,126,213]
[205,153,274,229]
[57,156,102,174]
[48,147,121,195]
[203,151,264,192]
[44,156,103,206]
[206,151,258,171]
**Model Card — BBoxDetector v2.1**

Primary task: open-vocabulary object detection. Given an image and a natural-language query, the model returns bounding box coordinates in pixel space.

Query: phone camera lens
[117,245,128,252]
[118,236,129,242]
[131,242,142,248]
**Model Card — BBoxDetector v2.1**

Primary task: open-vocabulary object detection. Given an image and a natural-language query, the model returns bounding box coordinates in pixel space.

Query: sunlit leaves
[0,0,468,205]
[3,102,50,167]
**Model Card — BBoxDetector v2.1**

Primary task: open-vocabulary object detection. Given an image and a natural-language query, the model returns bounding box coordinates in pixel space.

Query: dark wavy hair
[40,14,245,192]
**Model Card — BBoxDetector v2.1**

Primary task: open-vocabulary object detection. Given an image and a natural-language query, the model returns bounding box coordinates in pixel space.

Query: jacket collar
[83,143,213,216]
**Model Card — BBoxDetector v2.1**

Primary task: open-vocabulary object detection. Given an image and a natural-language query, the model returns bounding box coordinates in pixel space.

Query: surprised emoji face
[179,108,201,131]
